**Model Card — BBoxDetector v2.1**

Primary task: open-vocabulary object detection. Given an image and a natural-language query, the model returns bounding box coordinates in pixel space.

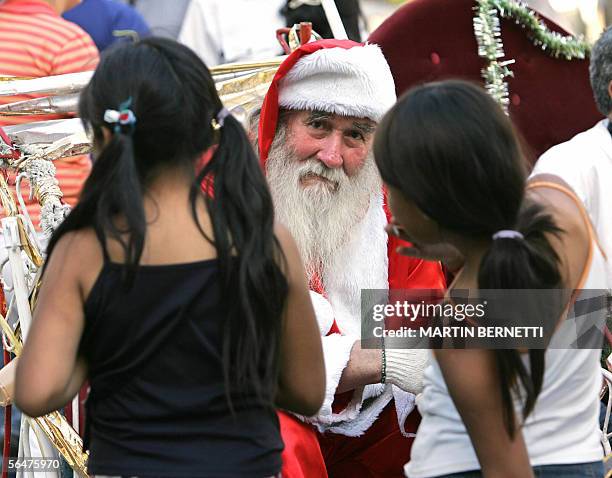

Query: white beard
[266,126,382,280]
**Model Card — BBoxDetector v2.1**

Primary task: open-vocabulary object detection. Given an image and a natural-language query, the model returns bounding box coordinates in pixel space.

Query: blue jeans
[437,461,604,478]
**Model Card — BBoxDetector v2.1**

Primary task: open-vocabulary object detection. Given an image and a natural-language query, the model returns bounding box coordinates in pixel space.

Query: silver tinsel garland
[17,145,72,237]
[473,0,591,112]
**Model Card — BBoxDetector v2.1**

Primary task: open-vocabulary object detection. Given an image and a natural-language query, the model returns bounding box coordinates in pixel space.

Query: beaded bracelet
[381,336,387,384]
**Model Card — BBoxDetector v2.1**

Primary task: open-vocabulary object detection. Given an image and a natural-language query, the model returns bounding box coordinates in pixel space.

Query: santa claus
[253,39,446,477]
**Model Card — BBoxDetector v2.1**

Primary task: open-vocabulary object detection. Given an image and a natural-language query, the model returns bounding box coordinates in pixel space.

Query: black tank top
[80,259,283,477]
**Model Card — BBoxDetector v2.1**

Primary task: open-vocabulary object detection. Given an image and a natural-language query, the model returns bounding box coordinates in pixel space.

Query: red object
[299,23,313,46]
[0,0,58,16]
[279,404,420,478]
[276,28,294,55]
[0,127,20,162]
[308,270,326,297]
[319,404,420,478]
[276,23,313,55]
[257,39,361,168]
[278,411,328,478]
[369,0,602,166]
[196,145,218,199]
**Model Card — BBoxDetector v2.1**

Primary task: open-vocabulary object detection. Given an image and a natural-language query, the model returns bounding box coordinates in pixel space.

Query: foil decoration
[473,0,590,112]
[0,94,79,116]
[0,72,93,98]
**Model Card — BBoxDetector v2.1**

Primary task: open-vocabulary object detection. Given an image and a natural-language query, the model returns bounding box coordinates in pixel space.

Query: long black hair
[374,80,562,436]
[45,37,287,407]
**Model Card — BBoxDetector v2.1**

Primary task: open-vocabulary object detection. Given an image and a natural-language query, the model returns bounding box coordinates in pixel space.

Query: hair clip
[104,97,137,134]
[211,107,230,131]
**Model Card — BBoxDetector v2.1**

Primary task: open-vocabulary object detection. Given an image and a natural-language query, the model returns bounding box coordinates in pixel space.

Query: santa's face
[285,111,375,180]
[266,109,381,276]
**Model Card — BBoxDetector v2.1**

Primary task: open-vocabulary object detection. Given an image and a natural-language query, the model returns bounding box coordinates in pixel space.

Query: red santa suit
[258,40,446,477]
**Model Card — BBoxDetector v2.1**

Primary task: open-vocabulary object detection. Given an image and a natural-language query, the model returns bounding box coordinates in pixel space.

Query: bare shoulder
[527,173,590,286]
[527,174,589,242]
[45,229,104,292]
[48,229,102,265]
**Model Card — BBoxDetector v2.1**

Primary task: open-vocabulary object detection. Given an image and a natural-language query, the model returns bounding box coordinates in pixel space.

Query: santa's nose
[316,134,343,169]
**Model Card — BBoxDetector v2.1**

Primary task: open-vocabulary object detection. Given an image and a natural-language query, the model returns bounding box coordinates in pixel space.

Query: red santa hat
[258,39,396,167]
[369,0,601,165]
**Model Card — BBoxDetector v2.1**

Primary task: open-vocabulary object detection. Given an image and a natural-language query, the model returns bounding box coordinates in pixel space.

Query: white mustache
[296,159,346,184]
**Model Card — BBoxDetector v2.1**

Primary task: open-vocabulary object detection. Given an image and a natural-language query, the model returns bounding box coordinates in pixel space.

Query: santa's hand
[309,291,335,335]
[385,220,464,273]
[384,346,429,395]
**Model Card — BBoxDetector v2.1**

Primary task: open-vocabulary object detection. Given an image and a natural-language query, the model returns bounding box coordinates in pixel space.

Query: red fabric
[257,39,361,168]
[279,405,420,478]
[328,321,341,335]
[309,270,327,296]
[369,0,601,166]
[0,0,55,16]
[196,146,217,198]
[318,403,420,478]
[330,390,354,414]
[195,145,217,173]
[0,127,19,162]
[278,411,328,478]
[383,194,446,292]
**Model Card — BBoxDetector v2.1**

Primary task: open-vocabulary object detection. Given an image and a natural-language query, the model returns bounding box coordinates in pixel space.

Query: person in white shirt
[377,79,606,478]
[178,0,285,66]
[532,26,612,289]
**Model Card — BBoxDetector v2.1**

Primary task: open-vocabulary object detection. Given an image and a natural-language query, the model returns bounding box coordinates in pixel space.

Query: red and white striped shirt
[0,0,99,227]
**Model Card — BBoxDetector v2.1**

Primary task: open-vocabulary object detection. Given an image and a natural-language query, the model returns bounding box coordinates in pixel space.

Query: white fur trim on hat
[278,43,396,122]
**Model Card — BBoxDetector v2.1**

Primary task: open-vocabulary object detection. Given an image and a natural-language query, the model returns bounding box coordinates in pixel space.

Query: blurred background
[363,0,611,42]
[82,0,612,67]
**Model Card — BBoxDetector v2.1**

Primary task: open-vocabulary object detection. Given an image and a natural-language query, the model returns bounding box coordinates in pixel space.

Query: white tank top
[405,182,608,478]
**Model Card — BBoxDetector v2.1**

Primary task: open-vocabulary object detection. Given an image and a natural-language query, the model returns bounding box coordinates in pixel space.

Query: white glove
[385,347,429,395]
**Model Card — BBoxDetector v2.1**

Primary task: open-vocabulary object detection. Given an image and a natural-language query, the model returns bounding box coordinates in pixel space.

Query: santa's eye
[308,120,325,129]
[348,130,364,141]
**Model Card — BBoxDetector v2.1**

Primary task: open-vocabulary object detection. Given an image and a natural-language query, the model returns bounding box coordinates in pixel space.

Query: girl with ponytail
[375,80,606,477]
[14,37,325,477]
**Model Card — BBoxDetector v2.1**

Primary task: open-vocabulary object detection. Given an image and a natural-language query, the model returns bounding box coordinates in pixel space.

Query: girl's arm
[274,224,326,416]
[436,349,534,478]
[15,232,92,417]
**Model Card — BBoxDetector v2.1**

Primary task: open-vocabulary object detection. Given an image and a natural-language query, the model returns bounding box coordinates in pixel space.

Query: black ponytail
[374,80,563,437]
[46,37,287,408]
[479,201,562,436]
[191,112,287,408]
